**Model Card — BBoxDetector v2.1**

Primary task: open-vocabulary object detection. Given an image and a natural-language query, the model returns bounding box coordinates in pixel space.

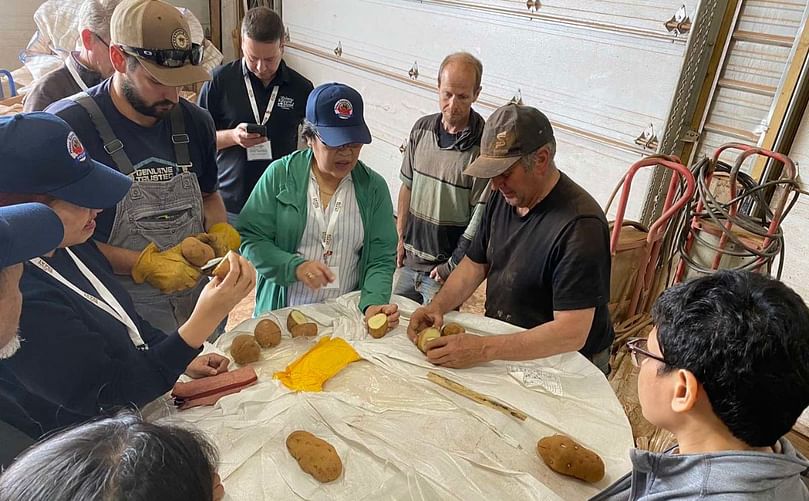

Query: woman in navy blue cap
[238,83,399,331]
[0,113,255,438]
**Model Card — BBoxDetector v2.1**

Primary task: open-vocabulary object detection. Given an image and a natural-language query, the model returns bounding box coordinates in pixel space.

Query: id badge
[246,140,272,161]
[324,266,340,290]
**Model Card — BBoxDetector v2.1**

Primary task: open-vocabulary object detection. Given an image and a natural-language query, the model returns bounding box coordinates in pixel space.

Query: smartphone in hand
[245,124,267,136]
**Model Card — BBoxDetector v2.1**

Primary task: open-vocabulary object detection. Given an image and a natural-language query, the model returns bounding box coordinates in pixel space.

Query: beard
[122,76,176,119]
[0,334,21,359]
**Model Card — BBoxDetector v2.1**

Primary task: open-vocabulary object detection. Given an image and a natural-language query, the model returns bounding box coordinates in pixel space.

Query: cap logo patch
[171,29,189,50]
[67,132,87,162]
[334,99,353,120]
[495,130,512,152]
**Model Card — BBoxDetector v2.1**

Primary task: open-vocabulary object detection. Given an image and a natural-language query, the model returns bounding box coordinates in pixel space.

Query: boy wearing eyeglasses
[44,0,240,335]
[591,270,809,500]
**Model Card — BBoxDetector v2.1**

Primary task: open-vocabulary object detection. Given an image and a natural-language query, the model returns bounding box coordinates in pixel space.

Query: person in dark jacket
[0,202,64,467]
[0,113,255,438]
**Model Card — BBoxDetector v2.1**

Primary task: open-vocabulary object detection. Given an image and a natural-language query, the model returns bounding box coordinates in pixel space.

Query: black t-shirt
[198,59,313,213]
[46,79,219,242]
[467,172,614,357]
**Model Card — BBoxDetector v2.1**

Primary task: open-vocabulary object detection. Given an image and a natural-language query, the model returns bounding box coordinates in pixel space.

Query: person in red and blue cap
[0,202,63,467]
[0,112,255,442]
[238,82,399,333]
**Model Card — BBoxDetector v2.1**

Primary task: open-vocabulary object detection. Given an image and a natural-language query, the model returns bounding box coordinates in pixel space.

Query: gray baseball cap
[464,103,555,178]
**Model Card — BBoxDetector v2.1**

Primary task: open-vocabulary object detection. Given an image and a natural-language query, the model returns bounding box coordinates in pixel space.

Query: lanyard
[243,63,279,126]
[307,173,348,264]
[30,249,147,350]
[65,55,89,91]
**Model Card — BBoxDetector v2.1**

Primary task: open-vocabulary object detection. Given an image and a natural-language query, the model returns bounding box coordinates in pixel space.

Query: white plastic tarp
[148,293,633,501]
[19,0,222,82]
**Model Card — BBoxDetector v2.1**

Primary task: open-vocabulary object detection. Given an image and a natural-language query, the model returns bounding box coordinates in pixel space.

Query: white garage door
[281,0,698,219]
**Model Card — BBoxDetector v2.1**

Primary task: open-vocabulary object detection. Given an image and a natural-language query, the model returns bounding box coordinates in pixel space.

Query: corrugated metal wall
[281,0,698,218]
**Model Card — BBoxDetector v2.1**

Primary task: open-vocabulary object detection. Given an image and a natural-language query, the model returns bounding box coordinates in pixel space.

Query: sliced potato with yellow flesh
[417,327,442,353]
[287,309,311,331]
[367,312,389,339]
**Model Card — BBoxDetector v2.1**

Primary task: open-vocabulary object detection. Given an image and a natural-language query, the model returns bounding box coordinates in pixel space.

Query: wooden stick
[427,371,528,422]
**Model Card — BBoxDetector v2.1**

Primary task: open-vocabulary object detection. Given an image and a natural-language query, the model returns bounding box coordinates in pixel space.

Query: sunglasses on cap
[120,43,204,68]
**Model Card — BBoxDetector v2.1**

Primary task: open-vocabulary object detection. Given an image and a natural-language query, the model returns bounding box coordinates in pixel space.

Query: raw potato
[287,309,311,331]
[290,322,318,338]
[441,322,465,336]
[212,252,232,279]
[195,232,229,257]
[180,237,215,267]
[230,335,261,365]
[286,430,342,483]
[367,312,388,338]
[417,327,441,353]
[537,434,605,483]
[254,319,282,348]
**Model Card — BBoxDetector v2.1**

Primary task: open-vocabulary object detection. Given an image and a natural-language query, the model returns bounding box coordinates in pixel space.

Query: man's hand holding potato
[423,333,491,369]
[407,304,444,344]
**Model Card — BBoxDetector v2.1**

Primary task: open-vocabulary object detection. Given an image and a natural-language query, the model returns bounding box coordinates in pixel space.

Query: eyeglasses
[316,133,362,151]
[95,33,110,48]
[626,337,667,367]
[120,43,204,68]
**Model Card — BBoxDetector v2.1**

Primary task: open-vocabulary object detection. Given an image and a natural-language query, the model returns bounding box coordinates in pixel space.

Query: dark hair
[300,119,318,142]
[241,7,284,43]
[0,193,55,207]
[437,52,483,90]
[0,412,219,501]
[651,270,809,447]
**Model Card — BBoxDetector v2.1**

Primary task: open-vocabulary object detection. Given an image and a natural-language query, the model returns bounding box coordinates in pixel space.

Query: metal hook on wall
[408,62,419,80]
[334,41,343,57]
[634,123,659,150]
[664,5,691,36]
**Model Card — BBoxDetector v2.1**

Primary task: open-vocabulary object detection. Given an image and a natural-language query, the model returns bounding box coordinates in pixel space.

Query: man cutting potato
[46,0,240,334]
[408,104,614,374]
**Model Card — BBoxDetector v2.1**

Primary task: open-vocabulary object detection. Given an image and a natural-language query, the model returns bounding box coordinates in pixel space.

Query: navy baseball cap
[0,203,64,267]
[305,83,372,147]
[0,113,132,209]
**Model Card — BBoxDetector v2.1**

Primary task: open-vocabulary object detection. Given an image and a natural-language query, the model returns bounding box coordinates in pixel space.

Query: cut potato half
[417,327,441,353]
[367,312,388,338]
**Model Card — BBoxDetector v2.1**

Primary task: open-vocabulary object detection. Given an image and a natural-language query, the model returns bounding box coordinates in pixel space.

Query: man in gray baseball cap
[407,103,614,374]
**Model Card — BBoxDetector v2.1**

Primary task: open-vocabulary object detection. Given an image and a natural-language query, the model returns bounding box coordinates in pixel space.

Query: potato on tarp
[287,309,311,331]
[537,434,605,483]
[286,430,342,482]
[230,335,261,365]
[254,319,282,348]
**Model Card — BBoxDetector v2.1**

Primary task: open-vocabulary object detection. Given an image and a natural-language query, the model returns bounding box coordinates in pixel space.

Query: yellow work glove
[199,223,241,257]
[274,337,361,392]
[131,242,202,294]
